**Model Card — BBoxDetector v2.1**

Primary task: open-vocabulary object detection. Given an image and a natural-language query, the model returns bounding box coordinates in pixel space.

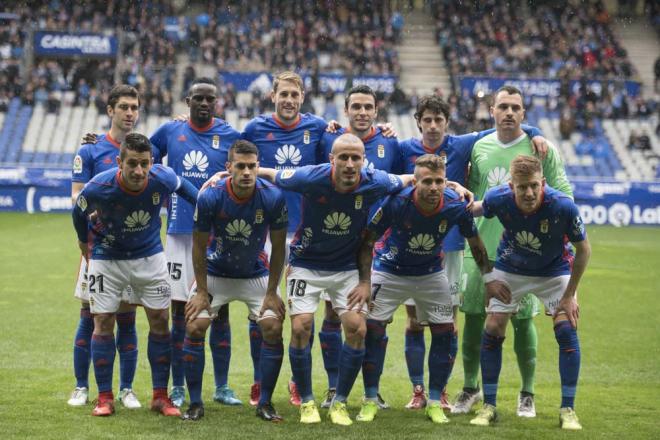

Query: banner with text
[460,76,641,99]
[34,31,118,57]
[218,71,397,94]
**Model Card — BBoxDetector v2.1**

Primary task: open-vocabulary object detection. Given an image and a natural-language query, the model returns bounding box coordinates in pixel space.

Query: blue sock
[116,311,138,390]
[91,333,116,393]
[183,336,205,404]
[170,308,186,387]
[258,339,284,405]
[248,319,262,383]
[481,331,505,406]
[73,307,93,388]
[428,324,453,401]
[362,320,387,399]
[319,319,342,389]
[289,344,313,402]
[210,316,231,388]
[334,343,365,403]
[148,332,171,392]
[405,329,425,387]
[554,321,580,409]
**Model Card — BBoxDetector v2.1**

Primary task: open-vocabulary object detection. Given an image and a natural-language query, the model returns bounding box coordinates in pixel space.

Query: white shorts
[402,250,463,307]
[487,269,570,315]
[73,257,135,304]
[286,266,366,316]
[369,271,454,324]
[189,275,277,321]
[165,234,195,302]
[88,252,171,313]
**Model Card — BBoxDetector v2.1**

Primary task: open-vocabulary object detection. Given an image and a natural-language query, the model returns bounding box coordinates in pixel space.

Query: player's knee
[186,319,210,338]
[343,316,367,344]
[93,313,115,334]
[260,318,283,342]
[146,308,170,333]
[290,316,313,344]
[485,313,508,337]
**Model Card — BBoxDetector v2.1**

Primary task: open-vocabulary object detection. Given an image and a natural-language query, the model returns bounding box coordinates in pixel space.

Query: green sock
[512,316,537,394]
[461,313,485,390]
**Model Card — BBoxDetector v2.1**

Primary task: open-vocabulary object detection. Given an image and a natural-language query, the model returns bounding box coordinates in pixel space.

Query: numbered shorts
[73,256,136,303]
[165,234,195,302]
[87,252,171,314]
[486,269,570,315]
[460,257,539,318]
[287,266,367,316]
[402,250,463,307]
[369,271,454,324]
[189,275,277,321]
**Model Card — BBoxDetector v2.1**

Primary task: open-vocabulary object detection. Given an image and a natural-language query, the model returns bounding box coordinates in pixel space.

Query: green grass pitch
[0,213,658,439]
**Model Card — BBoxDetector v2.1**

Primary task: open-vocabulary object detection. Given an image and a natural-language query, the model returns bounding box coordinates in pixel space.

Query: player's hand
[531,136,549,160]
[555,296,579,329]
[81,133,97,145]
[77,240,89,263]
[377,122,398,138]
[260,291,285,320]
[447,181,474,209]
[200,171,230,192]
[484,280,512,306]
[173,113,189,122]
[347,281,371,312]
[185,291,211,322]
[326,120,342,133]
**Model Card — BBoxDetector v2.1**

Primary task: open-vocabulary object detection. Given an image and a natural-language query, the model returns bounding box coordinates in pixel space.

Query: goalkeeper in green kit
[451,86,573,417]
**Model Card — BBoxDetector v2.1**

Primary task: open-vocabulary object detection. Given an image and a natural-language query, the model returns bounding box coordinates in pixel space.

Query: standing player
[149,78,242,407]
[241,71,328,405]
[181,140,288,422]
[72,133,198,417]
[68,85,149,408]
[456,86,573,417]
[396,95,545,409]
[257,133,411,425]
[469,155,589,430]
[356,154,493,424]
[316,84,402,408]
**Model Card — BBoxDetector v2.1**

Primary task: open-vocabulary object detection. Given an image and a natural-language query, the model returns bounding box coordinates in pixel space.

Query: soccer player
[398,95,545,410]
[149,78,242,407]
[181,140,288,422]
[468,155,589,430]
[68,84,148,408]
[456,86,572,417]
[356,154,492,424]
[241,71,328,405]
[316,84,402,408]
[72,133,198,417]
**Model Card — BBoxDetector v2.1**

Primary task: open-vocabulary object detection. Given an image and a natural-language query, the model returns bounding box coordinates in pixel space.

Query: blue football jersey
[482,184,587,276]
[150,118,240,235]
[368,187,477,276]
[319,127,403,173]
[242,113,328,232]
[194,177,288,279]
[275,163,403,271]
[73,164,183,260]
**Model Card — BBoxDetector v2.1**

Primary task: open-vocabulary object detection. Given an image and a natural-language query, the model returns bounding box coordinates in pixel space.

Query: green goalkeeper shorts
[459,257,539,318]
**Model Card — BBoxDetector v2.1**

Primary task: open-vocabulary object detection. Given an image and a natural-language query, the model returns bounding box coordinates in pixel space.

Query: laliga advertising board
[0,168,659,226]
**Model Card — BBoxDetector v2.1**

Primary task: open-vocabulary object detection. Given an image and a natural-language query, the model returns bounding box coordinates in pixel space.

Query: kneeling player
[182,140,288,422]
[355,154,491,424]
[469,155,590,430]
[72,133,199,417]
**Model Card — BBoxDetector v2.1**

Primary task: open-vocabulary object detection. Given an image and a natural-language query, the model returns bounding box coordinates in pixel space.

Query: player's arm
[72,193,91,262]
[257,168,278,183]
[261,227,287,319]
[71,182,85,204]
[471,200,484,217]
[556,238,590,329]
[466,235,492,275]
[446,180,474,208]
[174,176,199,205]
[186,230,212,322]
[543,145,573,198]
[347,229,378,311]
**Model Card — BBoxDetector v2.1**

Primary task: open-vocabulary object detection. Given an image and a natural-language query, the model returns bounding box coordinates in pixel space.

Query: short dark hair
[228,139,259,161]
[494,85,523,100]
[188,77,217,96]
[414,153,446,174]
[120,133,152,160]
[107,84,140,109]
[345,85,377,109]
[414,95,450,124]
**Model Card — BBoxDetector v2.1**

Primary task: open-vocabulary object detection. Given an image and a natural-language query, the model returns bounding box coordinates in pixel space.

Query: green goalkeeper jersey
[466,132,573,258]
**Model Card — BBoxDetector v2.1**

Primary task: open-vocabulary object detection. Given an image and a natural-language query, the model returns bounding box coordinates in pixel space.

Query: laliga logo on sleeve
[73,155,83,173]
